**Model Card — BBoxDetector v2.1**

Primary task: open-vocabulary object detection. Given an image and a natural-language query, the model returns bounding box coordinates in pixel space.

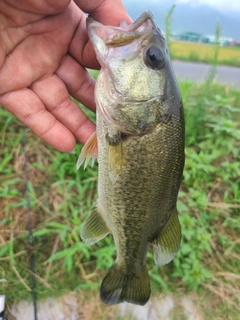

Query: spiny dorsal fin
[76,132,98,170]
[153,207,181,266]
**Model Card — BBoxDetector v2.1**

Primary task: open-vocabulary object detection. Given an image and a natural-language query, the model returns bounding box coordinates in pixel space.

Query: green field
[171,41,240,67]
[0,79,240,319]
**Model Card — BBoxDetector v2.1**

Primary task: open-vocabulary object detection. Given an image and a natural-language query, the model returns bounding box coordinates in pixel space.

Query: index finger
[75,0,132,25]
[0,88,76,152]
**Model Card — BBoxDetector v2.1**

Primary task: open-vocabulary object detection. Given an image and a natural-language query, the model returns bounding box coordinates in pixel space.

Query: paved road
[172,61,240,91]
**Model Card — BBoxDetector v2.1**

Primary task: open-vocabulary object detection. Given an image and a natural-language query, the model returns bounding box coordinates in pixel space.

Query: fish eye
[144,46,165,70]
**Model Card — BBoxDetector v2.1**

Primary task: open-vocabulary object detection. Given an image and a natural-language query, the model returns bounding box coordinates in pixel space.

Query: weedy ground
[0,80,239,320]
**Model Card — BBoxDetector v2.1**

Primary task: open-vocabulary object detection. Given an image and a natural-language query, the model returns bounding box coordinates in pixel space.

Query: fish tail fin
[100,262,150,306]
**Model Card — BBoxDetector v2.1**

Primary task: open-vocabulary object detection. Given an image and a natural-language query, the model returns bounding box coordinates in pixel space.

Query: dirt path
[7,293,203,320]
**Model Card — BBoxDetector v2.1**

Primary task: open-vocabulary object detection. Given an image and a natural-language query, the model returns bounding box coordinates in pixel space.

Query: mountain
[122,0,240,40]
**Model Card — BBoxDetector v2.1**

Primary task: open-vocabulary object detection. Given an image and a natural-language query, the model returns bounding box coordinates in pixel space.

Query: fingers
[1,0,70,16]
[0,3,78,95]
[0,0,131,153]
[30,74,96,146]
[0,74,96,152]
[75,0,132,25]
[70,0,132,68]
[56,54,96,112]
[0,89,76,152]
[68,10,100,70]
[0,28,64,95]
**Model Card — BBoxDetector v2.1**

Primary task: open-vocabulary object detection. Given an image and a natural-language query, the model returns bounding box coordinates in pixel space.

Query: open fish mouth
[87,10,165,65]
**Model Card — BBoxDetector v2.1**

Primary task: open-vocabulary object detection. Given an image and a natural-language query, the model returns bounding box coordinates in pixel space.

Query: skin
[0,0,131,152]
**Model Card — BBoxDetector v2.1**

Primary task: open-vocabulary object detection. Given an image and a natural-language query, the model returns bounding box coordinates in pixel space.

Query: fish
[77,10,185,306]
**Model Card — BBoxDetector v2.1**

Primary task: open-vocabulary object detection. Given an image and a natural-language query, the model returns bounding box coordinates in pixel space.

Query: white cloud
[172,0,240,12]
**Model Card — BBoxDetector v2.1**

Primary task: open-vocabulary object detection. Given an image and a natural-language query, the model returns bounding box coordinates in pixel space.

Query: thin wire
[22,129,38,320]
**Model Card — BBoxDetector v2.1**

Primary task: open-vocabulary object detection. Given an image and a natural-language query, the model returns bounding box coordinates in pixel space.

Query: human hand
[0,0,131,152]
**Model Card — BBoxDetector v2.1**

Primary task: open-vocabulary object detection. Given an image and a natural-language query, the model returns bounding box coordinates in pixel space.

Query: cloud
[174,0,240,12]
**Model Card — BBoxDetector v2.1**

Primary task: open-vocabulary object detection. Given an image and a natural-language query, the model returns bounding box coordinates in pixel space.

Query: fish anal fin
[153,207,181,266]
[100,263,150,306]
[80,202,110,245]
[76,132,98,170]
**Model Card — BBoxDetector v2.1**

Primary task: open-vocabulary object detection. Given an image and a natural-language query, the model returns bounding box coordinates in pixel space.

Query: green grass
[0,79,240,319]
[170,41,240,67]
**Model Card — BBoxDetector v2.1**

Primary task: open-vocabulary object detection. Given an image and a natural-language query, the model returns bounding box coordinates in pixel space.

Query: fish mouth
[104,11,159,46]
[87,11,163,65]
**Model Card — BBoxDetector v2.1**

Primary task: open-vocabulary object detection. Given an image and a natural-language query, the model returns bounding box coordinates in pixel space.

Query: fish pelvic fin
[80,202,110,245]
[76,132,98,170]
[100,263,150,306]
[153,207,181,266]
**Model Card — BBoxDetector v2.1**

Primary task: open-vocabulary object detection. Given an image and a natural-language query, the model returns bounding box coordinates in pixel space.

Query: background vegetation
[0,79,240,319]
[170,41,240,67]
[164,2,240,68]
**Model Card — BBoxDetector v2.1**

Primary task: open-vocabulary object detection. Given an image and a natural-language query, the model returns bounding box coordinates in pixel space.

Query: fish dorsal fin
[153,207,181,266]
[76,132,98,170]
[81,202,110,245]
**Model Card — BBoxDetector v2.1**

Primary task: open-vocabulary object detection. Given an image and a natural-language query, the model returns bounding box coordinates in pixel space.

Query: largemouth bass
[77,11,185,306]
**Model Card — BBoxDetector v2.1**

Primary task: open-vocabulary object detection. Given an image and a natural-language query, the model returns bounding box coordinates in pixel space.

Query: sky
[122,0,240,39]
[126,0,240,13]
[176,0,240,12]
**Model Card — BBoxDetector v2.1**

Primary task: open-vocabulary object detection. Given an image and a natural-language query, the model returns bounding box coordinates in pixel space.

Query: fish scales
[98,114,183,264]
[78,10,185,306]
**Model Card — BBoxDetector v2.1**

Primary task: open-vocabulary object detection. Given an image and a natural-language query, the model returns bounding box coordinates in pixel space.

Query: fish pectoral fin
[100,263,150,306]
[108,143,123,184]
[106,127,123,184]
[76,132,98,170]
[80,202,110,245]
[153,207,181,266]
